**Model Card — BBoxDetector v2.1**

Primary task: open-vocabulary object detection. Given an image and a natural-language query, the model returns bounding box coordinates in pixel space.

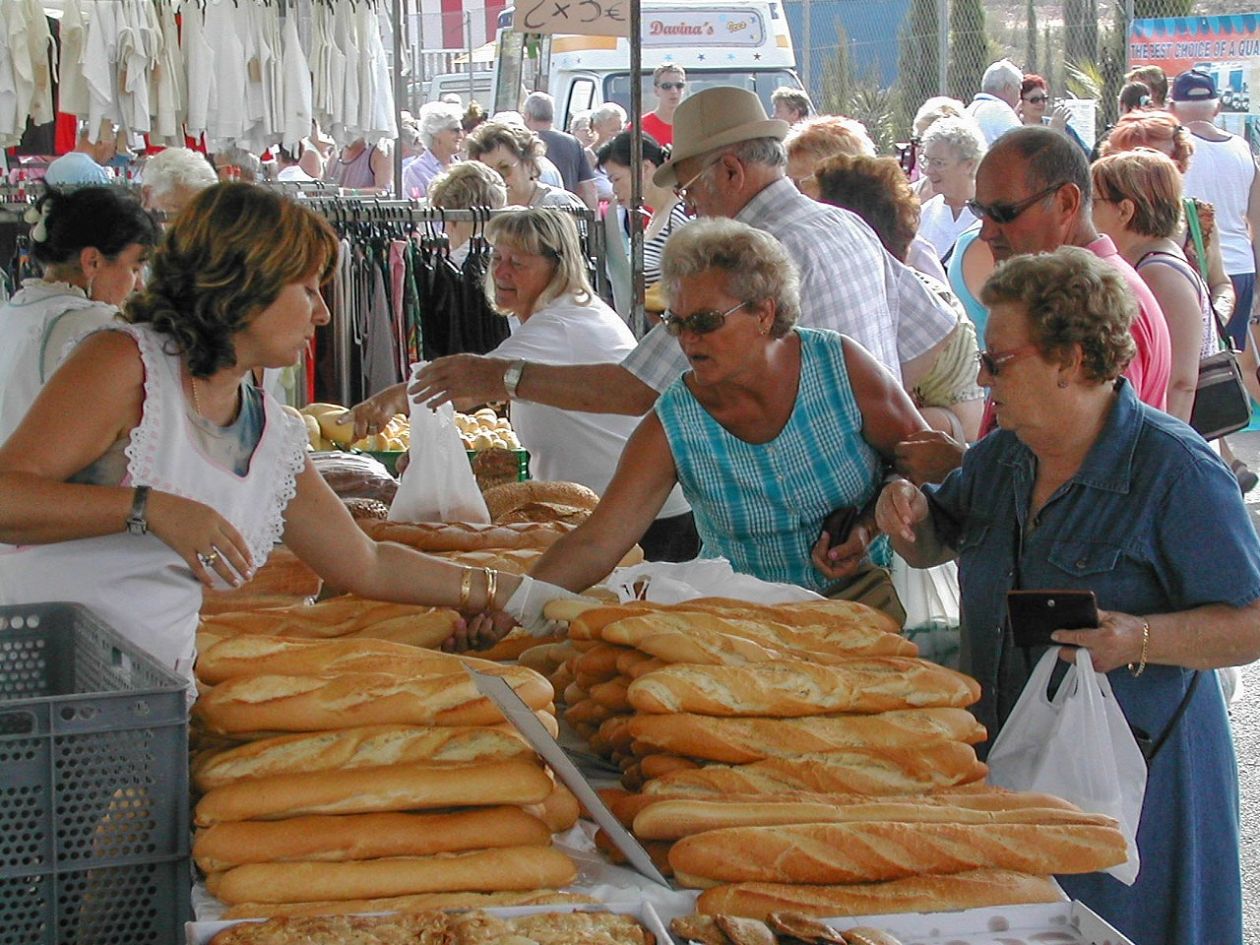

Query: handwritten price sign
[518,0,629,37]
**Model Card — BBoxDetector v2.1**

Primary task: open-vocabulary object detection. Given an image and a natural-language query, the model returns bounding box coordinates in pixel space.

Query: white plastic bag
[388,366,489,523]
[892,555,961,668]
[605,557,824,605]
[986,647,1145,884]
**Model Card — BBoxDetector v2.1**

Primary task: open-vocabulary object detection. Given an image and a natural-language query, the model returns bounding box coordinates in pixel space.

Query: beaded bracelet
[1127,620,1150,677]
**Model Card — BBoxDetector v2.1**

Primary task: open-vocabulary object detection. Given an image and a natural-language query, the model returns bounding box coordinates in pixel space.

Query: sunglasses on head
[967,182,1067,225]
[660,301,748,336]
[657,81,686,91]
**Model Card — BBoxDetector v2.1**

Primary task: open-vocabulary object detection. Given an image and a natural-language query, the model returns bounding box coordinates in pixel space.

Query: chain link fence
[784,0,1230,149]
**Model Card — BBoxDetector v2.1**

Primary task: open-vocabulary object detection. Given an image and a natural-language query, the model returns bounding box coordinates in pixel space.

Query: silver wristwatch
[125,485,151,535]
[503,360,526,399]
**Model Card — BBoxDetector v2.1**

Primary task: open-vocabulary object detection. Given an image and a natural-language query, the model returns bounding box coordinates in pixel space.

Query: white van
[426,72,494,108]
[491,1,802,129]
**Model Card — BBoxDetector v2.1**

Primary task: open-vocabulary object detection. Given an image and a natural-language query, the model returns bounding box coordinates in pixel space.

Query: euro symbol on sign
[606,4,624,20]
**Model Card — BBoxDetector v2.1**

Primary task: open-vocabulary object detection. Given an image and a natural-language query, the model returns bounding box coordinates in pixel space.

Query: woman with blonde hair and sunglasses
[449,219,928,649]
[0,184,542,685]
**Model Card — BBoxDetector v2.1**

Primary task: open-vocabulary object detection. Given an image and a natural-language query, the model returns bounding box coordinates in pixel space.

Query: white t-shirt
[490,293,689,519]
[918,195,981,263]
[1181,131,1257,276]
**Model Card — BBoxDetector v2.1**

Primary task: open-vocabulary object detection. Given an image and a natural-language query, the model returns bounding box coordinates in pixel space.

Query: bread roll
[639,755,700,779]
[574,643,632,681]
[192,724,534,791]
[357,519,574,552]
[222,889,595,919]
[642,743,985,797]
[194,669,553,734]
[588,677,632,712]
[193,807,551,872]
[482,480,600,521]
[201,546,322,612]
[603,615,915,661]
[477,629,567,662]
[523,780,581,832]
[195,635,519,685]
[670,821,1127,885]
[212,845,578,904]
[195,759,553,825]
[694,869,1064,919]
[628,660,980,717]
[627,708,986,763]
[633,796,1112,841]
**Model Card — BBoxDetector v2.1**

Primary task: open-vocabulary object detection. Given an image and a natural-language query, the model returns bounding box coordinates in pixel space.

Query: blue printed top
[655,328,883,593]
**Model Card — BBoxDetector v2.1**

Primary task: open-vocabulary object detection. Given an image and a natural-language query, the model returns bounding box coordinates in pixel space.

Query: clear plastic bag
[892,555,961,668]
[986,647,1145,885]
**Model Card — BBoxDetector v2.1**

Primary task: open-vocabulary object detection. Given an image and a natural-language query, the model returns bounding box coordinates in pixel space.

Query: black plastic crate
[0,603,191,945]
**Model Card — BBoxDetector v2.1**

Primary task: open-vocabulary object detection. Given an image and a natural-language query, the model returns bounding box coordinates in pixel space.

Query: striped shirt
[623,178,956,393]
[655,328,883,592]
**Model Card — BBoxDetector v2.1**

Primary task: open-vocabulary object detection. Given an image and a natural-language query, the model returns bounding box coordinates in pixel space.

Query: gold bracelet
[1127,620,1150,677]
[458,567,473,611]
[483,567,498,611]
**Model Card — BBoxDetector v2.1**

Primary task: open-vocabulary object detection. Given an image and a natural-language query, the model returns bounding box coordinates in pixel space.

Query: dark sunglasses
[975,344,1039,376]
[657,82,686,91]
[661,301,747,336]
[1024,94,1048,104]
[967,182,1066,225]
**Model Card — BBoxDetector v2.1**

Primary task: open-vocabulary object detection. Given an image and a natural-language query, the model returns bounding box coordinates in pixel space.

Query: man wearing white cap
[413,87,956,420]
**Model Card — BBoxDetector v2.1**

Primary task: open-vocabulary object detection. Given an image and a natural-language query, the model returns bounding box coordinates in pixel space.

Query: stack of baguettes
[525,598,1128,919]
[190,633,589,919]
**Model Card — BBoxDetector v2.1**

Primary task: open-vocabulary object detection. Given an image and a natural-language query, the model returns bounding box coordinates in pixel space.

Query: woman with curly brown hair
[0,183,540,683]
[465,120,585,209]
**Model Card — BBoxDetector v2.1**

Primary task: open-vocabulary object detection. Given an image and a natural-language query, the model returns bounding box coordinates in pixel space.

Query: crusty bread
[357,519,574,552]
[641,743,986,797]
[482,480,600,522]
[626,709,986,763]
[201,596,461,647]
[193,668,553,734]
[477,629,568,662]
[633,796,1112,840]
[602,615,916,661]
[201,546,322,615]
[522,780,582,833]
[627,660,980,717]
[192,724,534,791]
[222,889,597,919]
[211,845,579,904]
[670,821,1127,885]
[195,758,554,825]
[694,869,1065,919]
[193,807,552,872]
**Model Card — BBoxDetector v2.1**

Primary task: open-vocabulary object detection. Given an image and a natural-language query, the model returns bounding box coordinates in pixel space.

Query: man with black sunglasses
[632,64,687,148]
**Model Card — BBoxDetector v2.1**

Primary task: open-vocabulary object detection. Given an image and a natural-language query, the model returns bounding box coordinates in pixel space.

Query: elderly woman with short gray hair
[402,102,465,198]
[514,218,927,607]
[916,116,987,261]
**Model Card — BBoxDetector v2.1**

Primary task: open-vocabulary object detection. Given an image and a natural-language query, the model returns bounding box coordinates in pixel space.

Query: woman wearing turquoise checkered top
[446,218,930,649]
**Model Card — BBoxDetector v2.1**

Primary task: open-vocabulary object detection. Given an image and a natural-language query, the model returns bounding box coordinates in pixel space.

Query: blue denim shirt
[925,378,1260,739]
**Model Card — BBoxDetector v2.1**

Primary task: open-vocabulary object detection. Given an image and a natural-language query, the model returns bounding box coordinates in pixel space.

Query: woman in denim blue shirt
[878,246,1260,945]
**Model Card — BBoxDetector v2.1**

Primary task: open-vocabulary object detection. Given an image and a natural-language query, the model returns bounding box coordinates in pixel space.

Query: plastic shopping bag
[605,557,824,605]
[892,555,961,668]
[388,366,489,523]
[986,647,1145,885]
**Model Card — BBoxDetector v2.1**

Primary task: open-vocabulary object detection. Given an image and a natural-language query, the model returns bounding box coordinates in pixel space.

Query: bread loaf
[522,780,581,833]
[602,615,916,661]
[694,869,1064,919]
[588,678,632,712]
[191,724,534,791]
[641,743,986,797]
[626,709,986,763]
[195,758,553,825]
[212,845,578,904]
[222,889,596,919]
[628,660,980,717]
[633,796,1111,840]
[193,669,553,734]
[574,643,633,681]
[193,807,551,872]
[201,546,322,614]
[670,821,1127,886]
[358,519,574,552]
[476,629,568,662]
[195,635,519,685]
[482,480,600,521]
[201,596,460,647]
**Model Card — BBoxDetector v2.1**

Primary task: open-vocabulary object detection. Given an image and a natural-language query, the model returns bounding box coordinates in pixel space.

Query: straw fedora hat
[651,87,790,188]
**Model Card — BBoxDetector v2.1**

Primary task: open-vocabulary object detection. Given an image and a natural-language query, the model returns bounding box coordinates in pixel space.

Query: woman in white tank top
[0,184,563,683]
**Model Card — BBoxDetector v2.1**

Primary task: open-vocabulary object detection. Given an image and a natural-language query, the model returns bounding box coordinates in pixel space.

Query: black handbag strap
[1134,670,1202,765]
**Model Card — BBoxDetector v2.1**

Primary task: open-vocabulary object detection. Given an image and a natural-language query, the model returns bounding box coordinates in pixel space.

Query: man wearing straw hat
[413,87,956,418]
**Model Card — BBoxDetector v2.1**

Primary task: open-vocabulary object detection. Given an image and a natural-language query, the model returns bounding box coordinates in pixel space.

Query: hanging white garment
[12,0,56,128]
[309,2,332,134]
[182,1,214,141]
[365,6,397,143]
[240,1,268,149]
[0,0,20,147]
[203,0,248,149]
[281,11,314,152]
[57,0,91,118]
[116,0,157,136]
[333,1,357,144]
[82,0,126,139]
[262,4,286,151]
[353,3,374,141]
[149,0,185,145]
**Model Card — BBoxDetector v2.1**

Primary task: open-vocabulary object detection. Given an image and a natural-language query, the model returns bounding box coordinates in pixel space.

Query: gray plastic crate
[0,603,191,945]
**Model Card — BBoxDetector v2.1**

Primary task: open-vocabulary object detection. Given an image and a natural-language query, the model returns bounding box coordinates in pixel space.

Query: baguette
[357,519,574,551]
[523,780,581,832]
[642,743,986,797]
[627,660,980,717]
[670,821,1127,886]
[602,615,916,661]
[211,845,578,904]
[633,797,1112,840]
[223,889,595,919]
[193,669,553,734]
[201,546,322,610]
[201,596,461,647]
[482,480,600,521]
[588,678,632,712]
[195,758,553,825]
[192,724,534,791]
[695,870,1063,919]
[627,708,986,763]
[477,629,568,662]
[196,634,519,685]
[193,807,551,872]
